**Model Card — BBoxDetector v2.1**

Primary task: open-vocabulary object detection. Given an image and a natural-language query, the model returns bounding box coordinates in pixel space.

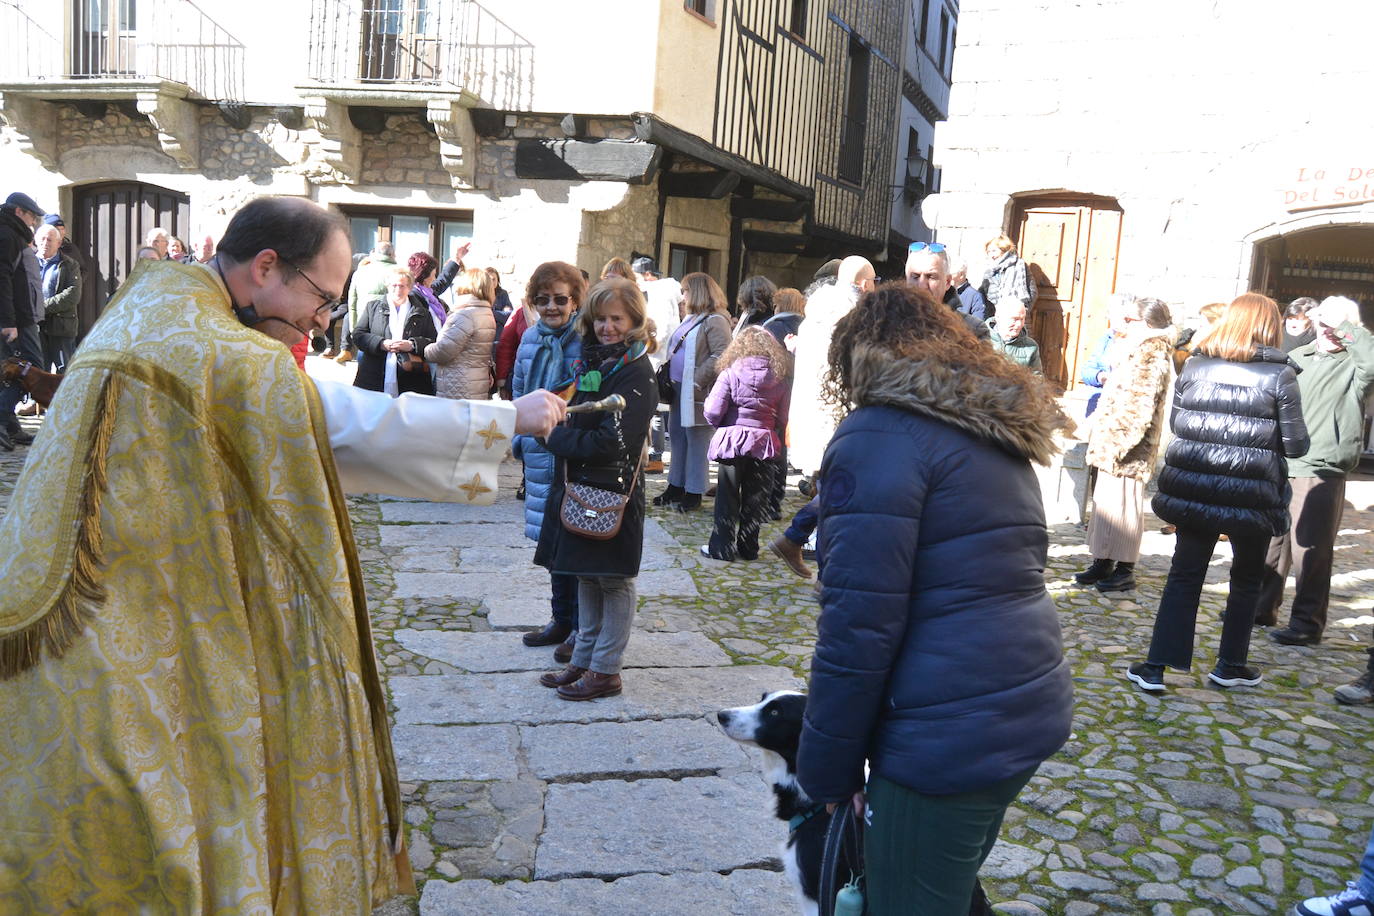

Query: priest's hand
[513,390,566,437]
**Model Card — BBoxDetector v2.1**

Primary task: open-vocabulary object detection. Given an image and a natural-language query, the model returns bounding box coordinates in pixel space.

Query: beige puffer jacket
[424,295,497,400]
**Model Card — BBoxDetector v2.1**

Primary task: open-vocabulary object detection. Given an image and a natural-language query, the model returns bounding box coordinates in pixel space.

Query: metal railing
[0,0,244,100]
[306,0,533,107]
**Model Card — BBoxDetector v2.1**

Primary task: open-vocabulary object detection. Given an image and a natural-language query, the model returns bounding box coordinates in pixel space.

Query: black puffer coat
[534,342,657,579]
[1152,347,1308,536]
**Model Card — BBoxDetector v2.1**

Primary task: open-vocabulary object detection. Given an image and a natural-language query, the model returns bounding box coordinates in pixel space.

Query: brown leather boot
[768,535,813,579]
[553,632,576,664]
[557,670,622,701]
[539,665,585,688]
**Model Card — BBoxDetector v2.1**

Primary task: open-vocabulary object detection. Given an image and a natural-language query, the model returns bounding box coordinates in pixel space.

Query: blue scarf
[526,316,581,393]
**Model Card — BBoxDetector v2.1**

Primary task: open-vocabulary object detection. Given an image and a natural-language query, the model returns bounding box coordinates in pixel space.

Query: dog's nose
[716,711,730,725]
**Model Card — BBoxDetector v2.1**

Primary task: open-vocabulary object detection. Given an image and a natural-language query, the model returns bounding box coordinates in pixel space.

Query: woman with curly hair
[701,326,791,561]
[796,282,1073,915]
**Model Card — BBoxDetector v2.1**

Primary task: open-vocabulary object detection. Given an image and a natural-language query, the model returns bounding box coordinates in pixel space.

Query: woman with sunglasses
[350,267,437,396]
[513,262,587,660]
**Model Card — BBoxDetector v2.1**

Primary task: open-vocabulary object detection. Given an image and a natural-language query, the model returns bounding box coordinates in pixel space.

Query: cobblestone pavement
[4,393,1374,914]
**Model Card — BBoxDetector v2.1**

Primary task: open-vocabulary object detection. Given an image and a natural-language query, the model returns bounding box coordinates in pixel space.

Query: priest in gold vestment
[0,198,564,913]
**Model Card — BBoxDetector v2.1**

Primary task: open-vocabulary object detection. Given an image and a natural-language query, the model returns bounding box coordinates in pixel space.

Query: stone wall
[932,0,1374,304]
[577,183,660,279]
[199,108,299,183]
[56,104,165,158]
[360,115,451,188]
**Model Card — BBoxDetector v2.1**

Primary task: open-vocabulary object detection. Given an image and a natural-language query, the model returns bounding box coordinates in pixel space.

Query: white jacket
[788,282,860,475]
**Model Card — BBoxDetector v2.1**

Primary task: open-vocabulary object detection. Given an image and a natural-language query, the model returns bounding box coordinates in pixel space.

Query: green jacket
[1288,321,1374,478]
[986,318,1043,374]
[346,254,396,328]
[39,253,82,338]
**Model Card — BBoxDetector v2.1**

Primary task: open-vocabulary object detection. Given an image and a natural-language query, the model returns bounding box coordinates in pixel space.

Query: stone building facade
[929,0,1374,390]
[0,0,932,331]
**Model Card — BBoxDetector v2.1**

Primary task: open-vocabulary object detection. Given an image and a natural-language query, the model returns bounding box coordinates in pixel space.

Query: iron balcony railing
[0,0,244,100]
[305,0,533,108]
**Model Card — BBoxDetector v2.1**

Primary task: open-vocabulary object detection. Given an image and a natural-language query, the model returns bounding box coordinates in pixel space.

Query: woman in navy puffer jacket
[511,262,585,655]
[796,283,1074,915]
[1127,293,1307,693]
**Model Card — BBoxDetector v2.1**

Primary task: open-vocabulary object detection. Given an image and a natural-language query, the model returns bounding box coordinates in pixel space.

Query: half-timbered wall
[712,0,902,246]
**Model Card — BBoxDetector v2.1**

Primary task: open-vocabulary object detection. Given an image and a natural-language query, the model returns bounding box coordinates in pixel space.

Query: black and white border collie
[717,690,837,916]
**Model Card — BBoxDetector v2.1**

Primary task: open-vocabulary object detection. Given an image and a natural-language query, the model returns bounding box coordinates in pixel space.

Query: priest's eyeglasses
[534,294,573,308]
[282,258,343,315]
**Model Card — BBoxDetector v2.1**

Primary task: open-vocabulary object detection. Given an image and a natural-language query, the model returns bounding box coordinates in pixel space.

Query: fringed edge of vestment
[0,374,119,679]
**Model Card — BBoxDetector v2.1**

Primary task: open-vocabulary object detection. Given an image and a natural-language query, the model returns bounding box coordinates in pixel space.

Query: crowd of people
[4,185,1374,913]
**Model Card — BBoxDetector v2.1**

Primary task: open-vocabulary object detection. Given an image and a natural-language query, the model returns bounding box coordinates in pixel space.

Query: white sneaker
[1295,882,1374,916]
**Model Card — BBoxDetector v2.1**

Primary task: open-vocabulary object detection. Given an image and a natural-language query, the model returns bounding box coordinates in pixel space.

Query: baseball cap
[4,192,45,216]
[42,213,64,227]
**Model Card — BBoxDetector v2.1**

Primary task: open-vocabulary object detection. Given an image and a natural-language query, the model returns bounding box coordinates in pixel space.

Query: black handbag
[657,316,704,404]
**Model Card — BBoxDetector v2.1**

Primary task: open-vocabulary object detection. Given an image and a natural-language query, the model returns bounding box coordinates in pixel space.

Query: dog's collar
[788,803,827,834]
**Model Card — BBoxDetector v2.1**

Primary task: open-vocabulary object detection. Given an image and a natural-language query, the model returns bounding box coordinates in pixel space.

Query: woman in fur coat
[1075,298,1176,592]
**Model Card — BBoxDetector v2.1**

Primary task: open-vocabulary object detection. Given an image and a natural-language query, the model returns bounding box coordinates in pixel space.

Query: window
[668,244,711,280]
[788,0,807,39]
[341,206,474,304]
[837,36,870,184]
[360,0,441,81]
[938,11,950,74]
[683,0,714,20]
[918,0,931,47]
[927,142,940,193]
[73,0,139,76]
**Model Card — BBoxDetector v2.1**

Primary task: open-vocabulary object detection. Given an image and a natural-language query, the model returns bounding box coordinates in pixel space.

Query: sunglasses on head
[908,242,947,254]
[534,294,572,307]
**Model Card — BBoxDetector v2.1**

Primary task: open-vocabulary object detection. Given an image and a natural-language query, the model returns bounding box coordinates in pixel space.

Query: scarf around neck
[527,316,581,392]
[575,339,644,392]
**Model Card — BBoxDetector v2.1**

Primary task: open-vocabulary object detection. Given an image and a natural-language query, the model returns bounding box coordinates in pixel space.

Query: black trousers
[1147,526,1269,670]
[708,457,775,560]
[1256,475,1346,636]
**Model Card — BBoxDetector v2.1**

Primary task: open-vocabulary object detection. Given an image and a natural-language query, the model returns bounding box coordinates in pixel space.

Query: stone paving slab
[391,724,520,782]
[394,629,731,672]
[381,500,522,525]
[535,772,782,879]
[419,868,794,915]
[520,718,752,780]
[390,665,802,726]
[392,568,546,600]
[380,523,529,549]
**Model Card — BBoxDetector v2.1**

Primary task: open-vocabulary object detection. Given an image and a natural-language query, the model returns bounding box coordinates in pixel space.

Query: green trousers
[864,766,1037,915]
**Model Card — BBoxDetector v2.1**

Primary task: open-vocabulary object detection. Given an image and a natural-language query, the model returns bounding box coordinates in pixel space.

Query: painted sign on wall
[1284,167,1374,212]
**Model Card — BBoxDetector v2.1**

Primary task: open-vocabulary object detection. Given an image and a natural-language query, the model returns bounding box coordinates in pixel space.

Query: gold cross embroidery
[476,419,508,450]
[458,474,492,502]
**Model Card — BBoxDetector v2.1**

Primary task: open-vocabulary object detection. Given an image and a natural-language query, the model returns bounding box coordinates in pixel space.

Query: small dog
[719,690,993,916]
[718,690,840,916]
[1,358,62,408]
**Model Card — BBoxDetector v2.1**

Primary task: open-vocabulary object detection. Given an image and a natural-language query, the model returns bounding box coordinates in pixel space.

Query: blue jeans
[1360,821,1374,899]
[784,495,819,547]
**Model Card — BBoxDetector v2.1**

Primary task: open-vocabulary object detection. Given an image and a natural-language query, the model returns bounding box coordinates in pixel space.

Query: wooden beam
[514,138,662,184]
[633,113,811,201]
[742,229,808,255]
[659,170,740,199]
[730,197,809,221]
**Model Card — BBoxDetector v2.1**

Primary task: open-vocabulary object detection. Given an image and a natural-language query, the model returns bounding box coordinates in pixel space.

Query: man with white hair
[145,226,170,260]
[1258,295,1374,649]
[769,255,874,578]
[950,254,990,321]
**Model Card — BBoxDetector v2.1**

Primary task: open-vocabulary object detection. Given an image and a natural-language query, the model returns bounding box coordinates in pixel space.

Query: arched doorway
[1250,223,1374,328]
[1011,194,1123,390]
[72,182,191,337]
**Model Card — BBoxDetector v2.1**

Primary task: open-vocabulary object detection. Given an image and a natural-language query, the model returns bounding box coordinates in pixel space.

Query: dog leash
[818,801,865,916]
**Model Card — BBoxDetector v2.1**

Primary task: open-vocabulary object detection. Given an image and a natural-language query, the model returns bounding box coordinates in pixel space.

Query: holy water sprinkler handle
[565,393,627,415]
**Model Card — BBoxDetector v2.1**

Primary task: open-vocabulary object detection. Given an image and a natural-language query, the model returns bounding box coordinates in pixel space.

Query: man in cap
[0,192,47,448]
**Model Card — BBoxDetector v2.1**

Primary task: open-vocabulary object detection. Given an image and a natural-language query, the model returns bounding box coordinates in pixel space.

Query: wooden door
[72,182,190,339]
[1015,199,1122,390]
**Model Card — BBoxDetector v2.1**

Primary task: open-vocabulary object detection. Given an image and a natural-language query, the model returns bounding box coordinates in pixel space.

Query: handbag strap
[669,315,706,356]
[562,451,644,500]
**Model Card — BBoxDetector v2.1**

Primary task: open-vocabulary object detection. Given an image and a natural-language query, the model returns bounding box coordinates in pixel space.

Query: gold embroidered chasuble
[0,261,425,913]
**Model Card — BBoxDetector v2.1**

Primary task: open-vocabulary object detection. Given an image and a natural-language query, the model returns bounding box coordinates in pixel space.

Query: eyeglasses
[534,294,573,308]
[281,258,342,315]
[908,242,947,254]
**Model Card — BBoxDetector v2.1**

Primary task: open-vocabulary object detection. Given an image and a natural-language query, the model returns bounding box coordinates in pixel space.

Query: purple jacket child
[704,355,791,461]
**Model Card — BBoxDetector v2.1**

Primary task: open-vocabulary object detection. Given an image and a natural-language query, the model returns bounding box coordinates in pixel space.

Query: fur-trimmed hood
[846,344,1071,466]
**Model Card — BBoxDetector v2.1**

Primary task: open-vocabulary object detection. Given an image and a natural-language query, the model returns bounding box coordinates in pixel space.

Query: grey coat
[425,294,497,400]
